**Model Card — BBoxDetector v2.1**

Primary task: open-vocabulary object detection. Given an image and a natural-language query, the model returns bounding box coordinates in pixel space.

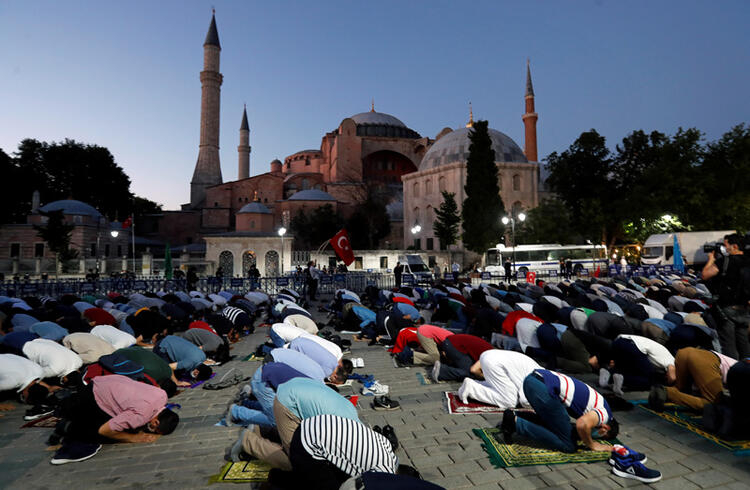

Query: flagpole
[131,215,136,277]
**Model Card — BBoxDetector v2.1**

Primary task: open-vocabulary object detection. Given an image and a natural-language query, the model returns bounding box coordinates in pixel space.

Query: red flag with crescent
[329,229,354,266]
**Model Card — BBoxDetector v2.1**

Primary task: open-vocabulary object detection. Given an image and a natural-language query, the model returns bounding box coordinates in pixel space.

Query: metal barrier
[0,272,397,298]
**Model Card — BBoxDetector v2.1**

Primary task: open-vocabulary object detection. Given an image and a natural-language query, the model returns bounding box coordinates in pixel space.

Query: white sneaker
[351,358,365,368]
[612,373,625,397]
[362,381,389,396]
[599,368,611,388]
[431,361,442,383]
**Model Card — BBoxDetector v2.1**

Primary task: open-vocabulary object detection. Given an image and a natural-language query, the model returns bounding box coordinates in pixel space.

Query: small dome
[238,202,271,214]
[287,189,336,201]
[419,127,528,170]
[349,111,407,128]
[39,199,102,218]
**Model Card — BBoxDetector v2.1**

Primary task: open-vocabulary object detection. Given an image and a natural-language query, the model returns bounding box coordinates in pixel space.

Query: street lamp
[278,227,287,276]
[410,223,421,249]
[501,212,526,275]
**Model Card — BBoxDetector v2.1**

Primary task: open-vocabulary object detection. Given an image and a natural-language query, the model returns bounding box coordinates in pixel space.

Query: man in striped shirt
[288,414,398,489]
[501,369,619,453]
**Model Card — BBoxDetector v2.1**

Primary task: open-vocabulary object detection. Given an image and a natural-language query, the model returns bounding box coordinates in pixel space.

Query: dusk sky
[1,0,748,211]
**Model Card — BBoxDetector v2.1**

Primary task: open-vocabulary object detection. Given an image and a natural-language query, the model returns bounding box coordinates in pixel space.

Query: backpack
[98,353,145,378]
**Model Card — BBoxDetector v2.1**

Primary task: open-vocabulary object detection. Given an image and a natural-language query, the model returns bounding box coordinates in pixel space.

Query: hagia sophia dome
[345,110,421,139]
[419,126,528,171]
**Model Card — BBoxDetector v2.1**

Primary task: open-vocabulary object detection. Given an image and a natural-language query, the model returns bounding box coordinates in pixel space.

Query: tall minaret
[238,105,251,180]
[522,59,539,162]
[190,11,224,208]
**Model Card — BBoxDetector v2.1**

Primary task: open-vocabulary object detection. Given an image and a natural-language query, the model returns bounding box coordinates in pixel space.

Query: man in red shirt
[433,334,494,382]
[413,325,454,366]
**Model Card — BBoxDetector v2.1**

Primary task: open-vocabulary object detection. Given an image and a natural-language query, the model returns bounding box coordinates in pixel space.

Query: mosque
[143,12,542,276]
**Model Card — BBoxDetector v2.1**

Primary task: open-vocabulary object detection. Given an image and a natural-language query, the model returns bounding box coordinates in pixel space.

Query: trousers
[666,347,722,411]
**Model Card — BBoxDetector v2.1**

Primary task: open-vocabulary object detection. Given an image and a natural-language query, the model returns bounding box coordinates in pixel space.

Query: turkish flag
[329,229,355,266]
[122,216,132,229]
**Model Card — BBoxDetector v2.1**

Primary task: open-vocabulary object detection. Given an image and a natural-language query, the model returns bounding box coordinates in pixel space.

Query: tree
[461,120,505,253]
[515,199,579,244]
[433,191,461,250]
[4,138,161,224]
[33,210,79,275]
[290,204,345,250]
[346,195,391,250]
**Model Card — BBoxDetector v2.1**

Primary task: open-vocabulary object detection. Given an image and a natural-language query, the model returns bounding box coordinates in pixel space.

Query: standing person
[306,261,320,302]
[504,258,512,283]
[452,261,460,282]
[393,261,403,288]
[559,258,567,279]
[620,255,628,271]
[187,267,199,291]
[565,258,573,278]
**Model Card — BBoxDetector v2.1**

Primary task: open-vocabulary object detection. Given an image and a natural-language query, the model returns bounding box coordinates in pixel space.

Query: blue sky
[1,0,748,210]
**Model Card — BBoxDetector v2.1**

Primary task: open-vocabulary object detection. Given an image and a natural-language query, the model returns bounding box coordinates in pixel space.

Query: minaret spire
[190,11,224,207]
[466,102,474,128]
[371,99,375,112]
[238,105,251,180]
[522,59,539,162]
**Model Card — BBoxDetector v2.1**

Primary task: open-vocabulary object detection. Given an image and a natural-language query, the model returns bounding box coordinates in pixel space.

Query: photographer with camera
[702,233,750,359]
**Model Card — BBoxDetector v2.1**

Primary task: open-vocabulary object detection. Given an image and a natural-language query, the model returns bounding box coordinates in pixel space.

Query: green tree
[346,196,391,250]
[33,209,79,275]
[433,191,461,250]
[290,204,345,250]
[461,120,505,253]
[515,199,579,244]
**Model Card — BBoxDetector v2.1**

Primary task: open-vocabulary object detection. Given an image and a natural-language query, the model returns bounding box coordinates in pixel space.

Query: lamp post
[410,223,421,249]
[501,212,526,275]
[278,227,287,276]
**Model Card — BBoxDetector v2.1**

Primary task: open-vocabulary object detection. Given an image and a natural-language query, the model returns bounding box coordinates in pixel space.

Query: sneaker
[498,409,516,444]
[372,395,400,411]
[24,405,54,421]
[609,445,647,465]
[362,381,389,396]
[611,456,662,483]
[431,361,442,383]
[599,368,611,388]
[381,424,399,451]
[648,385,667,412]
[50,441,102,465]
[612,373,625,397]
[225,403,238,427]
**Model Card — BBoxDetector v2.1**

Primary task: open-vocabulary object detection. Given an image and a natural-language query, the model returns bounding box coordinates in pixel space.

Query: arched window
[413,182,419,198]
[302,178,310,190]
[242,251,256,275]
[438,176,446,193]
[219,251,234,277]
[425,179,433,195]
[512,201,524,216]
[265,250,279,277]
[512,174,521,191]
[425,205,433,228]
[413,207,420,225]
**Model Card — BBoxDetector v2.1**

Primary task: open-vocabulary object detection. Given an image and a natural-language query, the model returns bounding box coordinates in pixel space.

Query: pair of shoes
[612,373,625,397]
[24,405,54,421]
[372,395,400,411]
[50,441,102,465]
[362,381,389,396]
[648,385,667,412]
[599,368,611,388]
[373,425,399,451]
[609,444,647,465]
[351,358,364,368]
[611,455,662,483]
[430,361,442,383]
[498,409,516,444]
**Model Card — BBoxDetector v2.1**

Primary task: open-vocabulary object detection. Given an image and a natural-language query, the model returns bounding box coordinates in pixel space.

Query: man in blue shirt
[153,335,212,381]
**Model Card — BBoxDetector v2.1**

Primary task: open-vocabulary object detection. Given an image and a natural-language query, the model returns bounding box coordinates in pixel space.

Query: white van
[640,231,735,267]
[398,254,434,284]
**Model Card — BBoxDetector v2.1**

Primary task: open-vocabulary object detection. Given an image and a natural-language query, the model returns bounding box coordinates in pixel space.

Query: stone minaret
[238,105,251,180]
[522,59,539,162]
[190,11,224,208]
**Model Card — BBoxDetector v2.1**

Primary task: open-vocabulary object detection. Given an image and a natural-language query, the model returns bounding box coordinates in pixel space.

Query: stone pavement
[1,298,749,489]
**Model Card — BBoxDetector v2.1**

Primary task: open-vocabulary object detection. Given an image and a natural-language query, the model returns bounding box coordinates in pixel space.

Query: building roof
[204,13,221,48]
[286,189,336,201]
[526,60,535,97]
[237,202,271,214]
[419,126,528,171]
[349,111,407,128]
[38,199,103,218]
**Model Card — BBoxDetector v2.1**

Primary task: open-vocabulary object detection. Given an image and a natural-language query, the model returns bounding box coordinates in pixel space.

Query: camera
[703,243,726,257]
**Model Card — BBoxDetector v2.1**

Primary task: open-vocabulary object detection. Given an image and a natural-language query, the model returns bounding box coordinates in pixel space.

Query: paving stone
[684,469,736,488]
[430,474,474,488]
[652,476,701,490]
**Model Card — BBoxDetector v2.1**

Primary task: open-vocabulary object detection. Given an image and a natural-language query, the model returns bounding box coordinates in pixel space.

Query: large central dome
[345,111,421,139]
[419,127,527,170]
[350,111,407,128]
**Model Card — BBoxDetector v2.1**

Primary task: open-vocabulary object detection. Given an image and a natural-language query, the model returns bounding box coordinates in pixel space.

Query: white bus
[484,243,608,276]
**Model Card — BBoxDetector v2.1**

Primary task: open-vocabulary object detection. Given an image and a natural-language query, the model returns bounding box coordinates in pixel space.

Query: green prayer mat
[209,460,272,483]
[241,354,263,362]
[416,372,435,385]
[636,402,750,454]
[472,428,616,468]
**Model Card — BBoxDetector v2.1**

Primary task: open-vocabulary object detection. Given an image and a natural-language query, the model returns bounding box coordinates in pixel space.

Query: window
[74,216,82,224]
[512,201,523,216]
[214,202,219,207]
[10,243,20,258]
[413,238,421,249]
[413,182,419,198]
[34,243,44,258]
[426,238,434,250]
[380,256,388,269]
[238,198,242,202]
[428,256,436,267]
[354,257,363,270]
[512,174,521,191]
[302,178,310,190]
[425,205,433,227]
[117,245,122,257]
[250,220,255,229]
[90,243,97,256]
[413,207,420,224]
[425,179,433,195]
[305,158,311,166]
[438,176,446,192]
[104,244,110,257]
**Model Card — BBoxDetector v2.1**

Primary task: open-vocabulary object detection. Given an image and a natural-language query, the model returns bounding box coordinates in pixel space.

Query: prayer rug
[241,354,263,362]
[635,401,750,454]
[472,427,617,468]
[180,372,216,388]
[21,414,60,429]
[208,460,272,483]
[416,372,435,385]
[446,392,504,415]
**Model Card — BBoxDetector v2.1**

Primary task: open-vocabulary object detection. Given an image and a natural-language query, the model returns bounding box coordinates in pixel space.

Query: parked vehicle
[398,254,434,284]
[640,230,735,267]
[484,243,607,276]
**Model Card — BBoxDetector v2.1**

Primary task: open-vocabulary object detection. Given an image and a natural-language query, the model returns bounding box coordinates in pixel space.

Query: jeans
[231,368,275,427]
[515,374,577,453]
[438,338,474,381]
[716,305,750,360]
[269,328,286,348]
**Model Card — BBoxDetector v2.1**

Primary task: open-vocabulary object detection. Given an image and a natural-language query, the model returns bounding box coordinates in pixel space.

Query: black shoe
[372,395,400,411]
[50,441,102,465]
[24,404,54,421]
[499,409,516,444]
[372,425,382,434]
[648,385,666,412]
[381,425,399,451]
